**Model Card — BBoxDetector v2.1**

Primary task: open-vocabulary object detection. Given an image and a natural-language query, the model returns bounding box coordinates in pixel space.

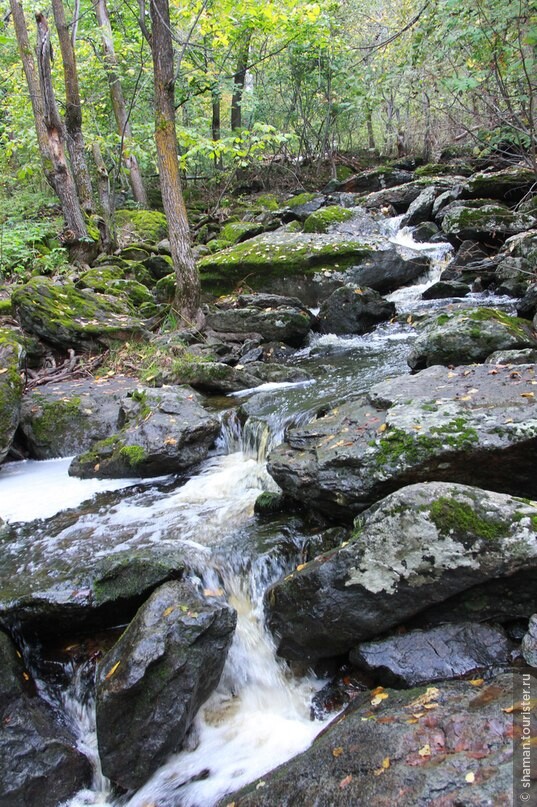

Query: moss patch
[303,206,354,233]
[429,497,507,541]
[115,209,168,245]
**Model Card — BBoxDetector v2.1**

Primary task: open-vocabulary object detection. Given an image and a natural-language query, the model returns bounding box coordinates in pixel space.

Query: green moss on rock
[115,209,168,245]
[303,206,354,233]
[429,497,507,541]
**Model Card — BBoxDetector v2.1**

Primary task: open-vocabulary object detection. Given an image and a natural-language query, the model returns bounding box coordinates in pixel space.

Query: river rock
[221,674,515,807]
[350,622,513,686]
[267,362,537,522]
[440,200,536,243]
[96,580,237,791]
[521,614,537,667]
[0,329,25,463]
[318,285,395,335]
[463,165,537,203]
[0,630,92,805]
[400,185,439,226]
[69,385,220,478]
[18,376,139,459]
[12,277,149,351]
[265,481,537,660]
[337,166,414,194]
[407,308,537,370]
[281,193,325,221]
[345,249,430,294]
[421,280,471,299]
[205,293,314,347]
[517,284,537,320]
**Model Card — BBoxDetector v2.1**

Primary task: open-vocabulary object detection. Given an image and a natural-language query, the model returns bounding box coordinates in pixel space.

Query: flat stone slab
[268,362,537,521]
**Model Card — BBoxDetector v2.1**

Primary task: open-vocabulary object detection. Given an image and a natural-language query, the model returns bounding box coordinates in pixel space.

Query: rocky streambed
[0,161,536,806]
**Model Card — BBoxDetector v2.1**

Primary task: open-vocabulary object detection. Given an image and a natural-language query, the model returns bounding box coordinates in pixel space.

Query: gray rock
[486,348,537,365]
[318,285,395,335]
[69,385,220,478]
[517,284,537,320]
[412,221,440,242]
[19,376,138,459]
[407,308,537,370]
[0,631,92,805]
[440,200,536,242]
[350,622,513,686]
[345,249,430,294]
[522,614,537,667]
[0,329,25,463]
[265,481,537,660]
[221,674,515,807]
[206,298,314,347]
[421,280,471,299]
[463,166,537,203]
[96,581,236,790]
[337,167,414,194]
[267,363,537,522]
[401,185,439,226]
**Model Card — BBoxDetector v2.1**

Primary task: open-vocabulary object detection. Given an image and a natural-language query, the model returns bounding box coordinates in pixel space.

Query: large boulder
[400,185,439,226]
[337,166,414,194]
[267,363,537,522]
[407,308,537,370]
[12,277,149,351]
[96,580,236,791]
[18,376,138,459]
[0,630,92,805]
[0,329,25,463]
[318,285,395,335]
[463,165,537,203]
[345,249,430,294]
[440,200,536,243]
[205,293,314,347]
[69,385,220,478]
[222,674,515,807]
[350,622,514,686]
[265,481,537,660]
[197,231,373,297]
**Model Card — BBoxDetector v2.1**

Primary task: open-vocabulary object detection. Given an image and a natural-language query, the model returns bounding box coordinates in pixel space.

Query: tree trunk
[35,12,88,241]
[231,31,252,131]
[92,142,115,252]
[94,0,148,206]
[147,0,201,325]
[50,0,94,213]
[211,88,223,170]
[8,0,55,188]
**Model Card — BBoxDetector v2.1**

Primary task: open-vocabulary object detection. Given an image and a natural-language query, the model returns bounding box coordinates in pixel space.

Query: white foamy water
[0,457,142,523]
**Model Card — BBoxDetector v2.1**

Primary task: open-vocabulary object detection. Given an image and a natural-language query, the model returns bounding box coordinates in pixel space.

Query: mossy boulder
[220,220,264,244]
[463,165,537,203]
[18,376,139,459]
[206,293,314,347]
[114,209,168,246]
[12,277,149,351]
[303,206,354,233]
[77,269,159,316]
[154,273,176,303]
[198,232,373,296]
[0,329,25,463]
[95,581,236,791]
[267,362,537,522]
[440,200,536,242]
[408,308,537,370]
[69,385,220,479]
[265,480,537,659]
[282,193,325,221]
[143,357,262,394]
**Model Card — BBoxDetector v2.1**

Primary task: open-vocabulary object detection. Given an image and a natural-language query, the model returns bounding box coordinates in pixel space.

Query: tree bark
[94,0,148,206]
[231,31,252,131]
[35,12,87,241]
[92,142,115,252]
[147,0,201,325]
[8,0,54,188]
[50,0,94,212]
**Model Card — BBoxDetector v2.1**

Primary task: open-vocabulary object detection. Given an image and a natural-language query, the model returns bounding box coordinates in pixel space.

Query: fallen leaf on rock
[371,692,389,706]
[418,744,431,757]
[465,772,475,783]
[339,774,353,789]
[104,661,121,680]
[373,757,390,776]
[332,746,344,758]
[407,687,440,709]
[470,678,484,686]
[521,392,535,398]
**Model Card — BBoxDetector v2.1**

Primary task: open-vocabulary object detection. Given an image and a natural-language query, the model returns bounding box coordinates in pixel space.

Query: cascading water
[2,216,505,807]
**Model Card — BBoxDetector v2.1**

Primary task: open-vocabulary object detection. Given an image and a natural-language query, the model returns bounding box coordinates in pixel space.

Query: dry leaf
[332,746,344,758]
[371,692,389,706]
[418,744,431,757]
[105,660,121,680]
[162,606,175,617]
[407,687,440,709]
[424,703,439,710]
[470,678,484,686]
[377,423,387,433]
[296,563,307,572]
[203,587,224,597]
[339,774,353,789]
[521,392,535,398]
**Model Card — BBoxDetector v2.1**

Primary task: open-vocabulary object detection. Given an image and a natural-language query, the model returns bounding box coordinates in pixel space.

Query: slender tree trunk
[8,0,54,188]
[231,30,252,131]
[366,106,376,151]
[211,88,223,170]
[147,0,201,325]
[94,0,148,206]
[92,142,115,251]
[35,12,87,241]
[50,0,94,212]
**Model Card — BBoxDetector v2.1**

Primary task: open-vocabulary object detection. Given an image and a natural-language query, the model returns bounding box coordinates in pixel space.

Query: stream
[0,216,516,807]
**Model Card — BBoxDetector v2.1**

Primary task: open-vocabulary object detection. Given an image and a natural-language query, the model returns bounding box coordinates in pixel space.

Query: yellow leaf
[406,717,419,724]
[164,437,177,446]
[521,392,535,398]
[465,772,475,783]
[407,687,440,709]
[203,587,224,597]
[470,678,484,686]
[332,746,344,758]
[418,744,431,757]
[424,703,439,710]
[162,606,175,617]
[413,711,425,718]
[381,756,390,769]
[377,423,387,433]
[105,660,121,680]
[22,672,30,681]
[371,692,389,706]
[459,395,472,401]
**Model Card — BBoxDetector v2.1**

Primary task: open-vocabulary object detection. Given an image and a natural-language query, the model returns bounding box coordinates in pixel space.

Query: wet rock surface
[0,329,25,463]
[0,631,92,806]
[206,293,314,347]
[69,385,220,479]
[350,622,514,686]
[318,285,395,335]
[268,362,537,522]
[522,614,537,667]
[221,674,516,807]
[96,580,237,791]
[265,481,537,660]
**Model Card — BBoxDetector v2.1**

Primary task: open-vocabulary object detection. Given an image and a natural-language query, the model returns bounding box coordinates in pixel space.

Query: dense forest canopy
[1,0,535,187]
